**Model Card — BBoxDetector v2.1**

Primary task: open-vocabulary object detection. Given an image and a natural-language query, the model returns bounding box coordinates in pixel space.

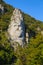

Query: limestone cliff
[8,8,25,47]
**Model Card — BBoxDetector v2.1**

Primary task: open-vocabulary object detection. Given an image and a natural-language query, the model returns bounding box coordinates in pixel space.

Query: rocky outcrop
[0,4,4,14]
[8,8,25,47]
[25,32,29,43]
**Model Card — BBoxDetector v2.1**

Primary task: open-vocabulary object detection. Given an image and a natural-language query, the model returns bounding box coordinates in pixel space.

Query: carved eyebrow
[14,25,16,27]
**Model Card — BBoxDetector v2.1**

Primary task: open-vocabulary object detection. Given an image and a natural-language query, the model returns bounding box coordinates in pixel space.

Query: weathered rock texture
[8,8,25,47]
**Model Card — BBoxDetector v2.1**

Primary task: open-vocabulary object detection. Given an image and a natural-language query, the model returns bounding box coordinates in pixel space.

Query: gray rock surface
[8,8,25,47]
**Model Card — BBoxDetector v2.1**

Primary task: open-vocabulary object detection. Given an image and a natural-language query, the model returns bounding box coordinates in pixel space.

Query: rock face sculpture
[8,8,25,47]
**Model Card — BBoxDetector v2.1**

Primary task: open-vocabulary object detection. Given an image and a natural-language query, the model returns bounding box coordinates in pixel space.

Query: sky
[4,0,43,21]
